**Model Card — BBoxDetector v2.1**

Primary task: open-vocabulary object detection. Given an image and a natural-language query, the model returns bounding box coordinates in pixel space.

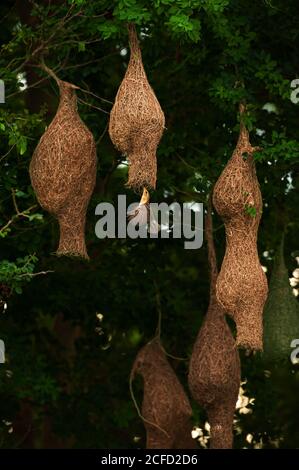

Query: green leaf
[78,41,86,52]
[15,190,27,198]
[245,204,257,217]
[18,136,27,155]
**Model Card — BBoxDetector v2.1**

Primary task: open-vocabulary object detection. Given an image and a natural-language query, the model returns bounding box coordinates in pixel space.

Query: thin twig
[162,348,188,362]
[77,97,110,114]
[0,145,16,163]
[6,75,51,99]
[170,186,205,201]
[8,3,81,75]
[63,54,117,74]
[11,189,38,220]
[0,190,38,234]
[39,59,60,84]
[176,153,199,171]
[129,371,170,438]
[17,270,54,278]
[78,87,113,105]
[96,122,108,145]
[77,12,108,18]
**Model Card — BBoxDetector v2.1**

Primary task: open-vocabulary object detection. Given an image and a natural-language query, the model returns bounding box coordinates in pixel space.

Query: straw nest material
[188,200,241,448]
[263,237,299,365]
[30,68,97,259]
[109,23,165,192]
[212,106,268,351]
[131,338,196,449]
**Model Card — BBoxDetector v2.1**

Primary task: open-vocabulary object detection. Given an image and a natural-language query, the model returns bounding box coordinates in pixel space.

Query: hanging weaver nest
[109,23,165,192]
[263,237,299,365]
[188,199,241,449]
[212,105,268,351]
[131,338,196,449]
[30,65,97,259]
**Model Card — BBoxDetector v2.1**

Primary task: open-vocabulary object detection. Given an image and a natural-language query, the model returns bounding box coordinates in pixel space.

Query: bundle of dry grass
[188,199,241,448]
[109,23,165,191]
[131,338,196,449]
[212,105,268,351]
[30,65,97,259]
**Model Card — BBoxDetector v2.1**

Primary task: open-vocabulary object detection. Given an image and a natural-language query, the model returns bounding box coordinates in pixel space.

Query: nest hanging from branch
[30,65,97,259]
[263,237,299,365]
[188,199,241,449]
[109,23,165,192]
[212,105,268,351]
[131,338,196,449]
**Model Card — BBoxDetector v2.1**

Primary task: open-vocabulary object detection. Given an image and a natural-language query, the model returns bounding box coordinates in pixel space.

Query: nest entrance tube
[188,199,241,449]
[109,24,165,192]
[29,68,97,259]
[56,204,87,259]
[131,339,196,449]
[212,105,268,351]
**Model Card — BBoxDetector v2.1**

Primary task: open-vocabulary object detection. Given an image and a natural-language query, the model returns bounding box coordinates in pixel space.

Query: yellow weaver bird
[127,187,159,234]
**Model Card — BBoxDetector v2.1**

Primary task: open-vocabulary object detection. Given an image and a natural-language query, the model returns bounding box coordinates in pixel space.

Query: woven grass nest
[188,201,241,448]
[109,23,165,192]
[131,338,196,449]
[212,105,268,351]
[263,237,299,365]
[30,66,97,259]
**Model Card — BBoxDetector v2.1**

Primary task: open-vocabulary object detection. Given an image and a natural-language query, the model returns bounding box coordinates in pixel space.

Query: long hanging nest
[30,64,97,259]
[109,23,165,192]
[263,237,299,365]
[212,105,268,351]
[188,199,241,449]
[131,338,196,449]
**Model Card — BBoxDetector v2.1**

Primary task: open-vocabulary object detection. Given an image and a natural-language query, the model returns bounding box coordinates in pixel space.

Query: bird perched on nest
[127,187,159,234]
